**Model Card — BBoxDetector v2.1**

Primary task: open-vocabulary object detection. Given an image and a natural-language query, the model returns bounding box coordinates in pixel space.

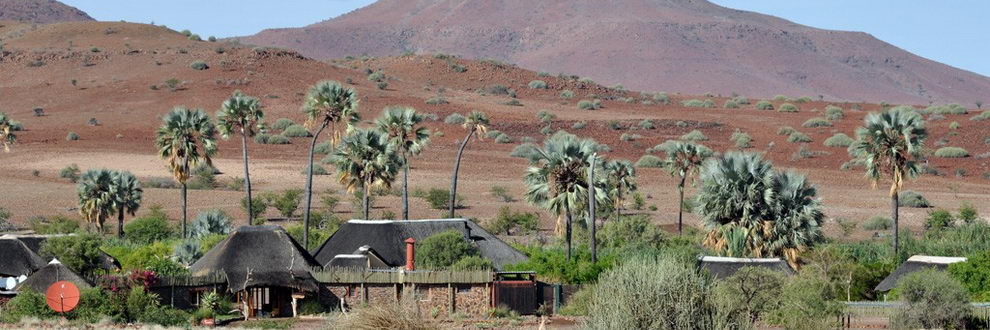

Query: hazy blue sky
[61,0,989,77]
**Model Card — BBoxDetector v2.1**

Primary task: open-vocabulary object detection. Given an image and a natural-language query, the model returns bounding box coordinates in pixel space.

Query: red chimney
[404,238,416,271]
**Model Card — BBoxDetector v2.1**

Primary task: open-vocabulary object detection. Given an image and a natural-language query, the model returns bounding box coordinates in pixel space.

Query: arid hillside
[0,0,92,23]
[239,0,990,105]
[1,21,988,240]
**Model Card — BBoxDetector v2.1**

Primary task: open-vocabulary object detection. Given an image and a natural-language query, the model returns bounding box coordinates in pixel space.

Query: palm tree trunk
[565,205,573,262]
[117,209,125,239]
[891,191,899,259]
[615,186,621,222]
[402,152,409,220]
[363,182,371,220]
[589,157,597,263]
[449,130,474,218]
[241,130,254,226]
[678,176,687,235]
[181,182,188,239]
[303,121,330,250]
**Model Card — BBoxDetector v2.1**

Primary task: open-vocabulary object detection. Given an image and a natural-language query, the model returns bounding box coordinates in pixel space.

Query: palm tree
[302,81,358,248]
[0,112,16,152]
[110,171,142,238]
[329,129,400,220]
[376,107,430,220]
[155,107,217,238]
[217,92,264,225]
[449,111,489,218]
[602,159,636,221]
[848,108,927,257]
[523,132,604,261]
[659,141,713,235]
[768,171,824,265]
[78,169,116,233]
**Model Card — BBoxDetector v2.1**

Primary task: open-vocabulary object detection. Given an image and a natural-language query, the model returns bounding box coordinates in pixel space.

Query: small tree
[417,230,479,269]
[77,169,116,233]
[714,266,784,323]
[110,171,143,238]
[659,141,713,234]
[892,269,970,329]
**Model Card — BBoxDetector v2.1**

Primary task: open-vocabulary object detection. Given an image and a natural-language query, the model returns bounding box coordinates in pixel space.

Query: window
[457,285,473,294]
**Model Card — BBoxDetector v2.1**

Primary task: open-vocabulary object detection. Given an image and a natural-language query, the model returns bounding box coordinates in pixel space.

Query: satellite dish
[3,278,15,290]
[45,281,80,313]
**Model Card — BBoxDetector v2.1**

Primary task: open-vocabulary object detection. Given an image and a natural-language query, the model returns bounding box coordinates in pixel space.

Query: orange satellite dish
[45,281,80,313]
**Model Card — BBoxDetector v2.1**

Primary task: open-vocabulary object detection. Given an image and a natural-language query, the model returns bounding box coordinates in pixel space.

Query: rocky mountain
[239,0,990,104]
[0,0,93,24]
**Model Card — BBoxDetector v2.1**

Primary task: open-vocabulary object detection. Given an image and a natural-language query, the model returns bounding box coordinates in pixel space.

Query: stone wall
[322,282,491,317]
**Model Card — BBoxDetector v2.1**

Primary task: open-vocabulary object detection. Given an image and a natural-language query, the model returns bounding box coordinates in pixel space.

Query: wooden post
[448,283,455,315]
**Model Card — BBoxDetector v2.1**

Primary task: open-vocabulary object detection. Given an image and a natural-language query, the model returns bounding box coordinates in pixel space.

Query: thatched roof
[326,245,390,270]
[0,234,120,272]
[698,256,795,279]
[0,237,45,277]
[874,255,967,292]
[15,259,92,293]
[313,219,528,270]
[190,226,320,292]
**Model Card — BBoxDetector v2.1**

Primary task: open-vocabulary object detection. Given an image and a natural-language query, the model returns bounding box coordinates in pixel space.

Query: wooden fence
[310,268,494,284]
[841,302,990,328]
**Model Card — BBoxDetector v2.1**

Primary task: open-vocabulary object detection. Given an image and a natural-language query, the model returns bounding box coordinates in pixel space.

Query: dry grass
[330,300,437,330]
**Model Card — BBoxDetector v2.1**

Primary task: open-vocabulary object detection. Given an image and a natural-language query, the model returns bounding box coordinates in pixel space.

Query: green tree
[77,169,116,233]
[328,129,400,220]
[848,108,927,257]
[892,269,970,329]
[154,107,217,238]
[110,171,142,238]
[375,107,430,220]
[659,140,713,234]
[216,91,264,225]
[417,230,479,269]
[449,111,489,217]
[41,234,107,276]
[301,81,358,248]
[0,112,16,152]
[602,159,636,221]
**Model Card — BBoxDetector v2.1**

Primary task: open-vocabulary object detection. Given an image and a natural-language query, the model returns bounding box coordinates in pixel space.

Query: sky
[60,0,990,77]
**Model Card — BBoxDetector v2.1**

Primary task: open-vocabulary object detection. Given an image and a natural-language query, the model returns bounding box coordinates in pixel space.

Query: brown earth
[0,21,988,241]
[0,0,92,24]
[238,0,990,105]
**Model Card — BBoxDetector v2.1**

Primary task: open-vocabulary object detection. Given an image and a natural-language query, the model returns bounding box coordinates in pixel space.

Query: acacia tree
[155,107,217,238]
[329,129,400,220]
[848,108,927,257]
[659,141,713,235]
[0,112,16,152]
[449,111,489,218]
[78,169,116,233]
[376,107,430,220]
[216,92,264,225]
[110,171,142,238]
[301,81,358,248]
[603,159,636,221]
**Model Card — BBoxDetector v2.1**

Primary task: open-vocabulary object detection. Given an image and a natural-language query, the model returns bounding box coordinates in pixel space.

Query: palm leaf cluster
[77,169,143,235]
[376,107,431,220]
[658,140,714,234]
[328,129,402,220]
[697,152,823,267]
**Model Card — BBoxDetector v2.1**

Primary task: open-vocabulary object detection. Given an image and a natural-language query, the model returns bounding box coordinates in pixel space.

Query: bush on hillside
[682,99,715,108]
[825,105,844,120]
[282,124,312,137]
[777,103,799,112]
[528,80,548,89]
[423,188,463,210]
[787,131,812,143]
[723,100,739,109]
[802,117,832,128]
[680,130,708,141]
[444,113,465,125]
[484,206,539,235]
[862,216,893,231]
[635,155,665,168]
[578,99,602,110]
[934,147,969,158]
[776,126,795,136]
[898,190,931,208]
[755,101,774,110]
[272,118,295,131]
[598,215,666,251]
[924,209,954,232]
[823,133,854,148]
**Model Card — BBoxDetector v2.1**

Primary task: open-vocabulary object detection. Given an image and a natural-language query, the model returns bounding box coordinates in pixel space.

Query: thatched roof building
[0,237,45,277]
[312,219,528,270]
[190,226,320,292]
[874,255,967,292]
[0,234,120,272]
[15,259,91,293]
[698,256,795,279]
[325,245,390,270]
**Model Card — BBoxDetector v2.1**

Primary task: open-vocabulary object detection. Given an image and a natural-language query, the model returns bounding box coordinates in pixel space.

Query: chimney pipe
[404,238,416,271]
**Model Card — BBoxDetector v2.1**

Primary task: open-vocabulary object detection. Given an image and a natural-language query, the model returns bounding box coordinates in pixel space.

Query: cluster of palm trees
[76,169,143,237]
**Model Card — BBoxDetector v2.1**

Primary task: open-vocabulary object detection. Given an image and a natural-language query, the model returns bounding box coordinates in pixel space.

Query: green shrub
[366,71,386,82]
[571,121,587,129]
[777,103,799,112]
[59,164,81,182]
[924,209,954,232]
[528,80,548,89]
[286,221,337,250]
[425,96,448,105]
[417,230,479,270]
[282,124,312,137]
[124,207,174,244]
[560,90,575,99]
[802,117,832,128]
[489,186,514,203]
[40,234,108,276]
[271,118,295,131]
[948,251,990,300]
[862,216,893,231]
[898,190,931,208]
[504,246,615,284]
[558,285,593,316]
[714,266,785,323]
[957,203,979,224]
[729,131,752,149]
[787,131,812,143]
[764,272,843,329]
[776,126,795,136]
[823,133,854,147]
[423,188,463,210]
[635,155,664,168]
[825,105,844,120]
[949,121,960,129]
[578,99,602,110]
[926,103,968,115]
[619,133,641,142]
[773,95,788,101]
[28,215,80,234]
[444,113,465,124]
[755,101,774,110]
[66,132,80,141]
[510,143,540,160]
[189,61,209,70]
[891,269,970,329]
[313,141,333,154]
[682,99,715,108]
[680,130,708,141]
[259,134,290,145]
[970,111,990,121]
[264,189,304,218]
[653,92,670,105]
[723,100,739,109]
[934,147,969,158]
[450,256,494,270]
[483,206,539,235]
[598,215,666,251]
[376,81,389,90]
[637,119,655,130]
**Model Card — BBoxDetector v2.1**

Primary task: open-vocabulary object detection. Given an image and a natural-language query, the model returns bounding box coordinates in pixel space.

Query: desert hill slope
[239,0,990,105]
[0,0,92,23]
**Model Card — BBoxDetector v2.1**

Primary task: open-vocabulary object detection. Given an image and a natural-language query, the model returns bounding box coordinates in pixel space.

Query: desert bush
[332,300,435,330]
[484,206,539,235]
[504,246,615,284]
[282,124,312,137]
[777,103,799,112]
[772,95,788,101]
[482,84,511,95]
[764,272,843,329]
[494,133,513,144]
[924,209,954,232]
[823,133,854,148]
[898,190,931,208]
[598,215,666,251]
[264,189,304,218]
[59,164,81,182]
[578,99,602,110]
[528,80,548,89]
[366,71,386,82]
[417,230,479,270]
[723,100,739,109]
[891,269,970,329]
[489,186,514,202]
[425,96,448,105]
[635,155,665,168]
[948,251,990,300]
[714,266,785,323]
[423,188,463,210]
[776,126,795,136]
[934,147,969,158]
[124,207,174,244]
[241,196,268,223]
[802,117,832,128]
[376,81,389,90]
[571,121,587,129]
[787,131,812,143]
[28,215,80,234]
[755,101,774,110]
[862,216,893,231]
[637,119,655,130]
[620,133,641,142]
[259,134,290,145]
[444,113,465,125]
[66,132,80,141]
[825,105,844,120]
[560,90,575,99]
[682,99,715,108]
[271,118,295,131]
[926,103,968,115]
[509,143,540,160]
[957,203,979,224]
[653,92,670,104]
[949,121,960,129]
[970,111,990,121]
[313,141,333,155]
[286,221,337,250]
[189,61,209,70]
[680,130,708,141]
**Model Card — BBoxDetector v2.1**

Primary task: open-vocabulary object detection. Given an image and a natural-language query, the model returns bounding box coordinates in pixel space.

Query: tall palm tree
[217,92,264,225]
[449,111,489,218]
[848,108,927,257]
[110,171,143,238]
[302,81,358,248]
[659,140,713,235]
[602,159,636,221]
[523,132,605,261]
[78,169,116,233]
[155,107,217,238]
[376,107,430,220]
[768,171,824,266]
[0,112,16,152]
[329,129,400,220]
